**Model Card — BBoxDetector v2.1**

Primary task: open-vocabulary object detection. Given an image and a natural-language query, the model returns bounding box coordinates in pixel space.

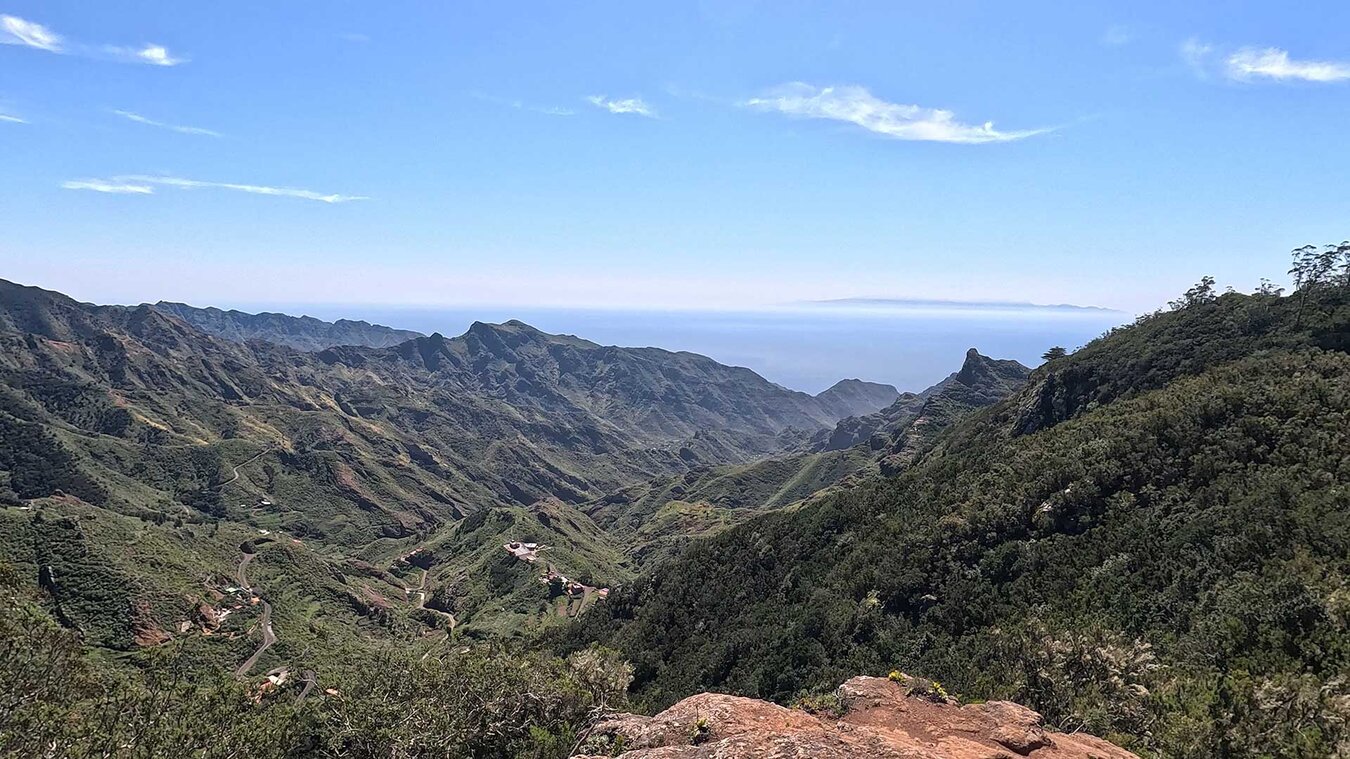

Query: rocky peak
[574,674,1137,759]
[954,349,1033,391]
[462,319,551,358]
[955,347,994,384]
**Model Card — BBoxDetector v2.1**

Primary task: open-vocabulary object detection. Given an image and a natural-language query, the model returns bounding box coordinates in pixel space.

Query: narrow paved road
[404,568,457,630]
[219,447,273,490]
[234,549,277,677]
[296,670,317,703]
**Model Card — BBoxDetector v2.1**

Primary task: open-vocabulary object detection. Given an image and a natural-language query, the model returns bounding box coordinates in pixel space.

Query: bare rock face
[573,675,1138,759]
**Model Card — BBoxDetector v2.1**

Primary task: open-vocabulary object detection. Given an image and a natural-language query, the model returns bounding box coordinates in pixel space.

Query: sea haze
[257,302,1128,394]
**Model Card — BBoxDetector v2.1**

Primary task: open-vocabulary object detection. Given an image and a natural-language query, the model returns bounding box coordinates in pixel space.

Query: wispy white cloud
[586,95,656,117]
[1182,39,1350,84]
[122,44,185,67]
[101,44,186,67]
[1102,26,1133,47]
[1226,47,1350,83]
[471,92,576,116]
[0,112,27,124]
[743,83,1048,144]
[1,14,185,65]
[113,109,220,136]
[62,179,155,194]
[63,175,368,203]
[1,14,62,52]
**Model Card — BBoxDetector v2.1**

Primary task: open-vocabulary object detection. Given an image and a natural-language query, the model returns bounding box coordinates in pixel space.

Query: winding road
[218,447,274,490]
[233,549,277,677]
[296,670,318,703]
[404,568,457,631]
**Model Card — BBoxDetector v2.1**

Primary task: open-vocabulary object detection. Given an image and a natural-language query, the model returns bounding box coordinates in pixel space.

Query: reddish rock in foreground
[573,675,1138,759]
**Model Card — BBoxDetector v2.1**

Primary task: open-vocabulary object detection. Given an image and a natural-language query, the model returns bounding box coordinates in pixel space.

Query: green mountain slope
[0,277,900,654]
[563,285,1350,758]
[585,350,1032,566]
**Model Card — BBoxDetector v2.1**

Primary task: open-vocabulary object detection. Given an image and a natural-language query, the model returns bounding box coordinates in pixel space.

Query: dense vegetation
[566,254,1350,758]
[0,563,632,758]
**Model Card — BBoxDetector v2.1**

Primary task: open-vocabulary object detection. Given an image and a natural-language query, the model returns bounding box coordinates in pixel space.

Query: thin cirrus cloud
[1,14,60,51]
[62,179,155,195]
[0,112,27,124]
[743,83,1049,144]
[113,109,221,136]
[586,95,656,117]
[62,175,368,204]
[1226,47,1350,83]
[1,14,186,66]
[1182,39,1350,83]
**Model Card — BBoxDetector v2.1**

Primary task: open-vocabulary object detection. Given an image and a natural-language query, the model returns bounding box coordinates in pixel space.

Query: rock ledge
[573,674,1138,759]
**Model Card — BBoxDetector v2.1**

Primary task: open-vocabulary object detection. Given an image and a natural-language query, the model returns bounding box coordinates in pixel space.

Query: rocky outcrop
[816,349,1031,455]
[573,675,1137,759]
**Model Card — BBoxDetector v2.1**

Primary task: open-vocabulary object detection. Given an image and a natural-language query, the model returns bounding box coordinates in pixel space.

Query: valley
[7,3,1346,755]
[2,251,1348,758]
[0,277,930,660]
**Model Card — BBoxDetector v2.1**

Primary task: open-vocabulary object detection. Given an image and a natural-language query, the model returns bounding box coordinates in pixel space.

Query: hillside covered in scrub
[2,244,1348,758]
[564,265,1350,758]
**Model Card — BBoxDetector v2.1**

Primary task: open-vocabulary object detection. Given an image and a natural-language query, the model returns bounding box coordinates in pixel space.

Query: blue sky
[2,1,1348,314]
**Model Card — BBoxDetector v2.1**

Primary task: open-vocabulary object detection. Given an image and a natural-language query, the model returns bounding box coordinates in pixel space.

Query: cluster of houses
[541,567,610,600]
[504,541,542,562]
[502,541,610,604]
[190,578,262,636]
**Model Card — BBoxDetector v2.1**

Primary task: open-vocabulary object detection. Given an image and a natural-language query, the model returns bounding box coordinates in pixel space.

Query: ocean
[278,303,1129,394]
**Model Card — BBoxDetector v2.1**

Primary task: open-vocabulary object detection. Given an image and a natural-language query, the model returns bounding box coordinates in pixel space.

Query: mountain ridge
[152,300,424,351]
[0,276,904,640]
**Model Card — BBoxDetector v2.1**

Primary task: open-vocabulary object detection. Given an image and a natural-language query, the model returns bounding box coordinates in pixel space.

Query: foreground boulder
[573,674,1137,759]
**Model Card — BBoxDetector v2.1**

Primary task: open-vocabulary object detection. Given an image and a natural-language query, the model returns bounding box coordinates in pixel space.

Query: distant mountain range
[152,301,424,350]
[0,277,906,641]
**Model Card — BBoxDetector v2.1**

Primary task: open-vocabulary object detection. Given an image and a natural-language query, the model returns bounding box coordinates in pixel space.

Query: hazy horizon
[204,300,1127,394]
